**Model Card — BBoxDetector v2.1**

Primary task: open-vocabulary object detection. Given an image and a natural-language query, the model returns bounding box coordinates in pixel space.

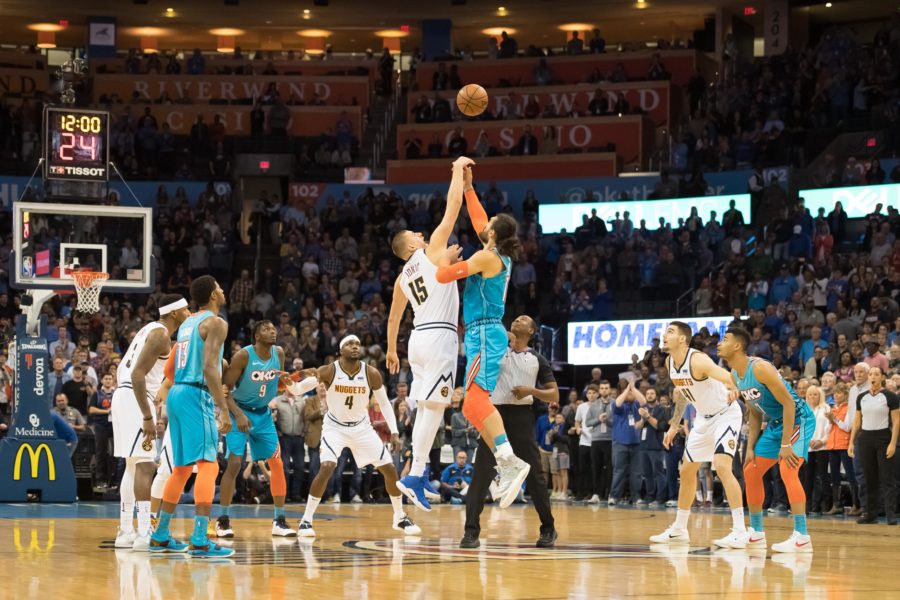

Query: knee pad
[462,384,496,432]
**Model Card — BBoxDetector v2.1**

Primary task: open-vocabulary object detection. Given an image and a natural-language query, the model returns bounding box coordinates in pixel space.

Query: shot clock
[43,107,110,182]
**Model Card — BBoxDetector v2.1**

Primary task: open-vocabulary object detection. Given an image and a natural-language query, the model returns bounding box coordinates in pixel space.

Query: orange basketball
[456,84,488,117]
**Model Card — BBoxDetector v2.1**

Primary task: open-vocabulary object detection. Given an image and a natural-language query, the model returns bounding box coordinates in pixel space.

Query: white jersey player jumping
[111,294,191,551]
[650,321,749,549]
[387,155,474,510]
[294,335,420,538]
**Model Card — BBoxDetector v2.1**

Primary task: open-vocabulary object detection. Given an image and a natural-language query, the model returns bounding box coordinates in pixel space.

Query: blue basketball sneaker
[397,475,432,511]
[149,536,188,553]
[188,541,236,558]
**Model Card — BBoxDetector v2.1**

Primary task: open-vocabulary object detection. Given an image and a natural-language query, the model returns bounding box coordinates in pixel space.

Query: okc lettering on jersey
[741,388,762,401]
[334,384,368,395]
[250,369,279,382]
[671,378,694,387]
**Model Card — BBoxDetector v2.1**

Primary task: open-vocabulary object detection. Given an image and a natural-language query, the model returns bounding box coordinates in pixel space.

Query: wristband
[143,416,154,421]
[780,443,792,448]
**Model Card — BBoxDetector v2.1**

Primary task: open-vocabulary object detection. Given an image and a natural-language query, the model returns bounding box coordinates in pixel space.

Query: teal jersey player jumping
[216,320,296,538]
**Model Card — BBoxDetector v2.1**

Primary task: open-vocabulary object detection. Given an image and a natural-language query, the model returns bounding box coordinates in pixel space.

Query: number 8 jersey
[325,361,373,424]
[399,248,459,328]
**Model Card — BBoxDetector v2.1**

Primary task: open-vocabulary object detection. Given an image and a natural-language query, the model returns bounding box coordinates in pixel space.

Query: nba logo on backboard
[22,256,33,278]
[50,166,65,175]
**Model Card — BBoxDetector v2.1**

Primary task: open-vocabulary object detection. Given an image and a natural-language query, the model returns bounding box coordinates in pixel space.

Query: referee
[460,315,559,549]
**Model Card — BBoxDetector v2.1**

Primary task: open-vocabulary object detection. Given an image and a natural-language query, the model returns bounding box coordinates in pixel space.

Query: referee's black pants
[464,405,555,538]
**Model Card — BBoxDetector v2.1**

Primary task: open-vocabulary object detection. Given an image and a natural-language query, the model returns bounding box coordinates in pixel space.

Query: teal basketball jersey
[462,249,511,325]
[173,311,222,385]
[232,345,281,411]
[733,357,812,422]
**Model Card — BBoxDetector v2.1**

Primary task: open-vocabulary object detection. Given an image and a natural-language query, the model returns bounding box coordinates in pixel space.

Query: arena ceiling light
[635,0,649,8]
[125,27,172,36]
[297,29,332,37]
[375,30,410,38]
[558,23,594,31]
[482,27,516,36]
[209,28,245,36]
[28,23,65,32]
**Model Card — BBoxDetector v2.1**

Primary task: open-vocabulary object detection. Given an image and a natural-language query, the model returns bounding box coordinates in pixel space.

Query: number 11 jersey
[399,248,459,328]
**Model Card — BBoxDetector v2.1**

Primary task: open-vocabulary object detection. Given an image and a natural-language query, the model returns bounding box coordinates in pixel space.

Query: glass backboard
[12,202,154,293]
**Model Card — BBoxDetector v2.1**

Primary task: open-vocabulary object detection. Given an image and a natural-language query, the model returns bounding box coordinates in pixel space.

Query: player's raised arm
[426,157,474,261]
[464,170,489,235]
[753,360,800,469]
[386,276,409,375]
[690,351,741,403]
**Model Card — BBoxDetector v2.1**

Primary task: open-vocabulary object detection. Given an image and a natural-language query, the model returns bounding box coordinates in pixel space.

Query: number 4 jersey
[325,361,373,424]
[232,345,281,411]
[399,248,459,329]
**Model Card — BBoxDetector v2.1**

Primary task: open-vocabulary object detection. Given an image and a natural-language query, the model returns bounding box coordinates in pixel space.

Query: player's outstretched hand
[437,244,462,267]
[452,156,475,170]
[390,433,402,454]
[386,351,400,375]
[726,386,740,404]
[662,427,677,450]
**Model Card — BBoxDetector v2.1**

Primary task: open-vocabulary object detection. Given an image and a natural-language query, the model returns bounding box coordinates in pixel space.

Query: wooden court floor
[2,502,897,599]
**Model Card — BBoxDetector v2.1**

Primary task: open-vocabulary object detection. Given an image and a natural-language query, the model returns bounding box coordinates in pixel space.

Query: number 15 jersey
[399,249,459,328]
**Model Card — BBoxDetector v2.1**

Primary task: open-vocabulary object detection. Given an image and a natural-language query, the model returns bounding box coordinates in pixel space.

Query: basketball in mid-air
[456,84,488,117]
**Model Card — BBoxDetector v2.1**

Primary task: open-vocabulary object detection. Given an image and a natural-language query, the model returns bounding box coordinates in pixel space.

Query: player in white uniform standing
[650,321,749,548]
[295,335,421,537]
[387,156,474,510]
[111,294,190,550]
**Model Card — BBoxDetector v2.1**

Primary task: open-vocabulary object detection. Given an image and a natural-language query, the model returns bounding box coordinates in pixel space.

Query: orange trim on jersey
[465,353,482,390]
[163,350,176,382]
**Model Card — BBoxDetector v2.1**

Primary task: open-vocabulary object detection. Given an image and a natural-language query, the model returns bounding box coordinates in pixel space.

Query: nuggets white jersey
[399,249,459,328]
[669,348,729,416]
[117,322,169,395]
[325,361,372,424]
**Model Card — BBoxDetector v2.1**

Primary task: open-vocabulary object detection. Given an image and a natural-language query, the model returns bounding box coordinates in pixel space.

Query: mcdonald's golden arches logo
[13,442,55,481]
[14,523,55,556]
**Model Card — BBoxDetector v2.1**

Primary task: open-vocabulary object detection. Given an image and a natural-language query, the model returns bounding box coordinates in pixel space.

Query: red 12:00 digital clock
[44,107,110,182]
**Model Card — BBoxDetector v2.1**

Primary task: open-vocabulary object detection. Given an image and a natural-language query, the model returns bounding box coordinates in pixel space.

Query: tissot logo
[57,166,107,177]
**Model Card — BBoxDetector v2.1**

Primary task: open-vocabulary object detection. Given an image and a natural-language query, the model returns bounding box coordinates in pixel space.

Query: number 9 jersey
[399,248,460,405]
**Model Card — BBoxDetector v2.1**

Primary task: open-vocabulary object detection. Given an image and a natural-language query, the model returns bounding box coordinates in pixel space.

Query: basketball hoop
[70,271,109,314]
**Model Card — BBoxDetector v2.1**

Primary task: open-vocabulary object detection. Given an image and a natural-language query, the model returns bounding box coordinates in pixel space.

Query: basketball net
[70,271,109,314]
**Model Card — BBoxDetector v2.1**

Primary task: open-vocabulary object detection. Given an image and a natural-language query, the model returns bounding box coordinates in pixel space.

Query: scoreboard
[43,107,110,182]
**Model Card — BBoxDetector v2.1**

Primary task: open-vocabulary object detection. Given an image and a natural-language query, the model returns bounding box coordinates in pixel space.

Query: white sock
[120,462,136,533]
[674,509,690,530]
[137,501,152,536]
[303,495,321,524]
[695,490,703,502]
[731,508,746,532]
[706,490,713,502]
[389,494,404,520]
[410,403,445,477]
[494,441,514,461]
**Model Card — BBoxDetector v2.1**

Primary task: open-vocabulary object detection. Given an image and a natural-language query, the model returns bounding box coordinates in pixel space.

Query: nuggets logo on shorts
[728,439,736,450]
[142,440,153,451]
[441,386,449,397]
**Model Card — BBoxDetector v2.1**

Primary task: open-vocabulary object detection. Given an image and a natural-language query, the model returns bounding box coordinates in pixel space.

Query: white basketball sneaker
[298,520,316,538]
[649,525,691,544]
[272,516,297,537]
[392,514,422,535]
[746,528,768,549]
[495,455,531,509]
[115,528,138,549]
[713,529,750,549]
[771,531,813,553]
[131,533,151,552]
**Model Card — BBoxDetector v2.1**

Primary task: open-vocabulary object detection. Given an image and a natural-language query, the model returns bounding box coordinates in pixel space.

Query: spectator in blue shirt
[609,379,644,505]
[439,451,475,505]
[788,224,812,259]
[746,326,773,360]
[800,326,829,365]
[770,264,798,304]
[535,403,557,485]
[52,411,78,456]
[186,49,205,75]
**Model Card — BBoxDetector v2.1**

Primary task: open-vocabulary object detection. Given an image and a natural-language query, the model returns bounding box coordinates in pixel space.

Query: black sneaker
[215,515,234,538]
[857,513,877,524]
[459,533,480,549]
[536,529,558,548]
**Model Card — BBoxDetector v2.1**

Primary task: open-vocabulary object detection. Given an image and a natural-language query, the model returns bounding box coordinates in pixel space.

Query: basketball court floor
[2,502,893,599]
